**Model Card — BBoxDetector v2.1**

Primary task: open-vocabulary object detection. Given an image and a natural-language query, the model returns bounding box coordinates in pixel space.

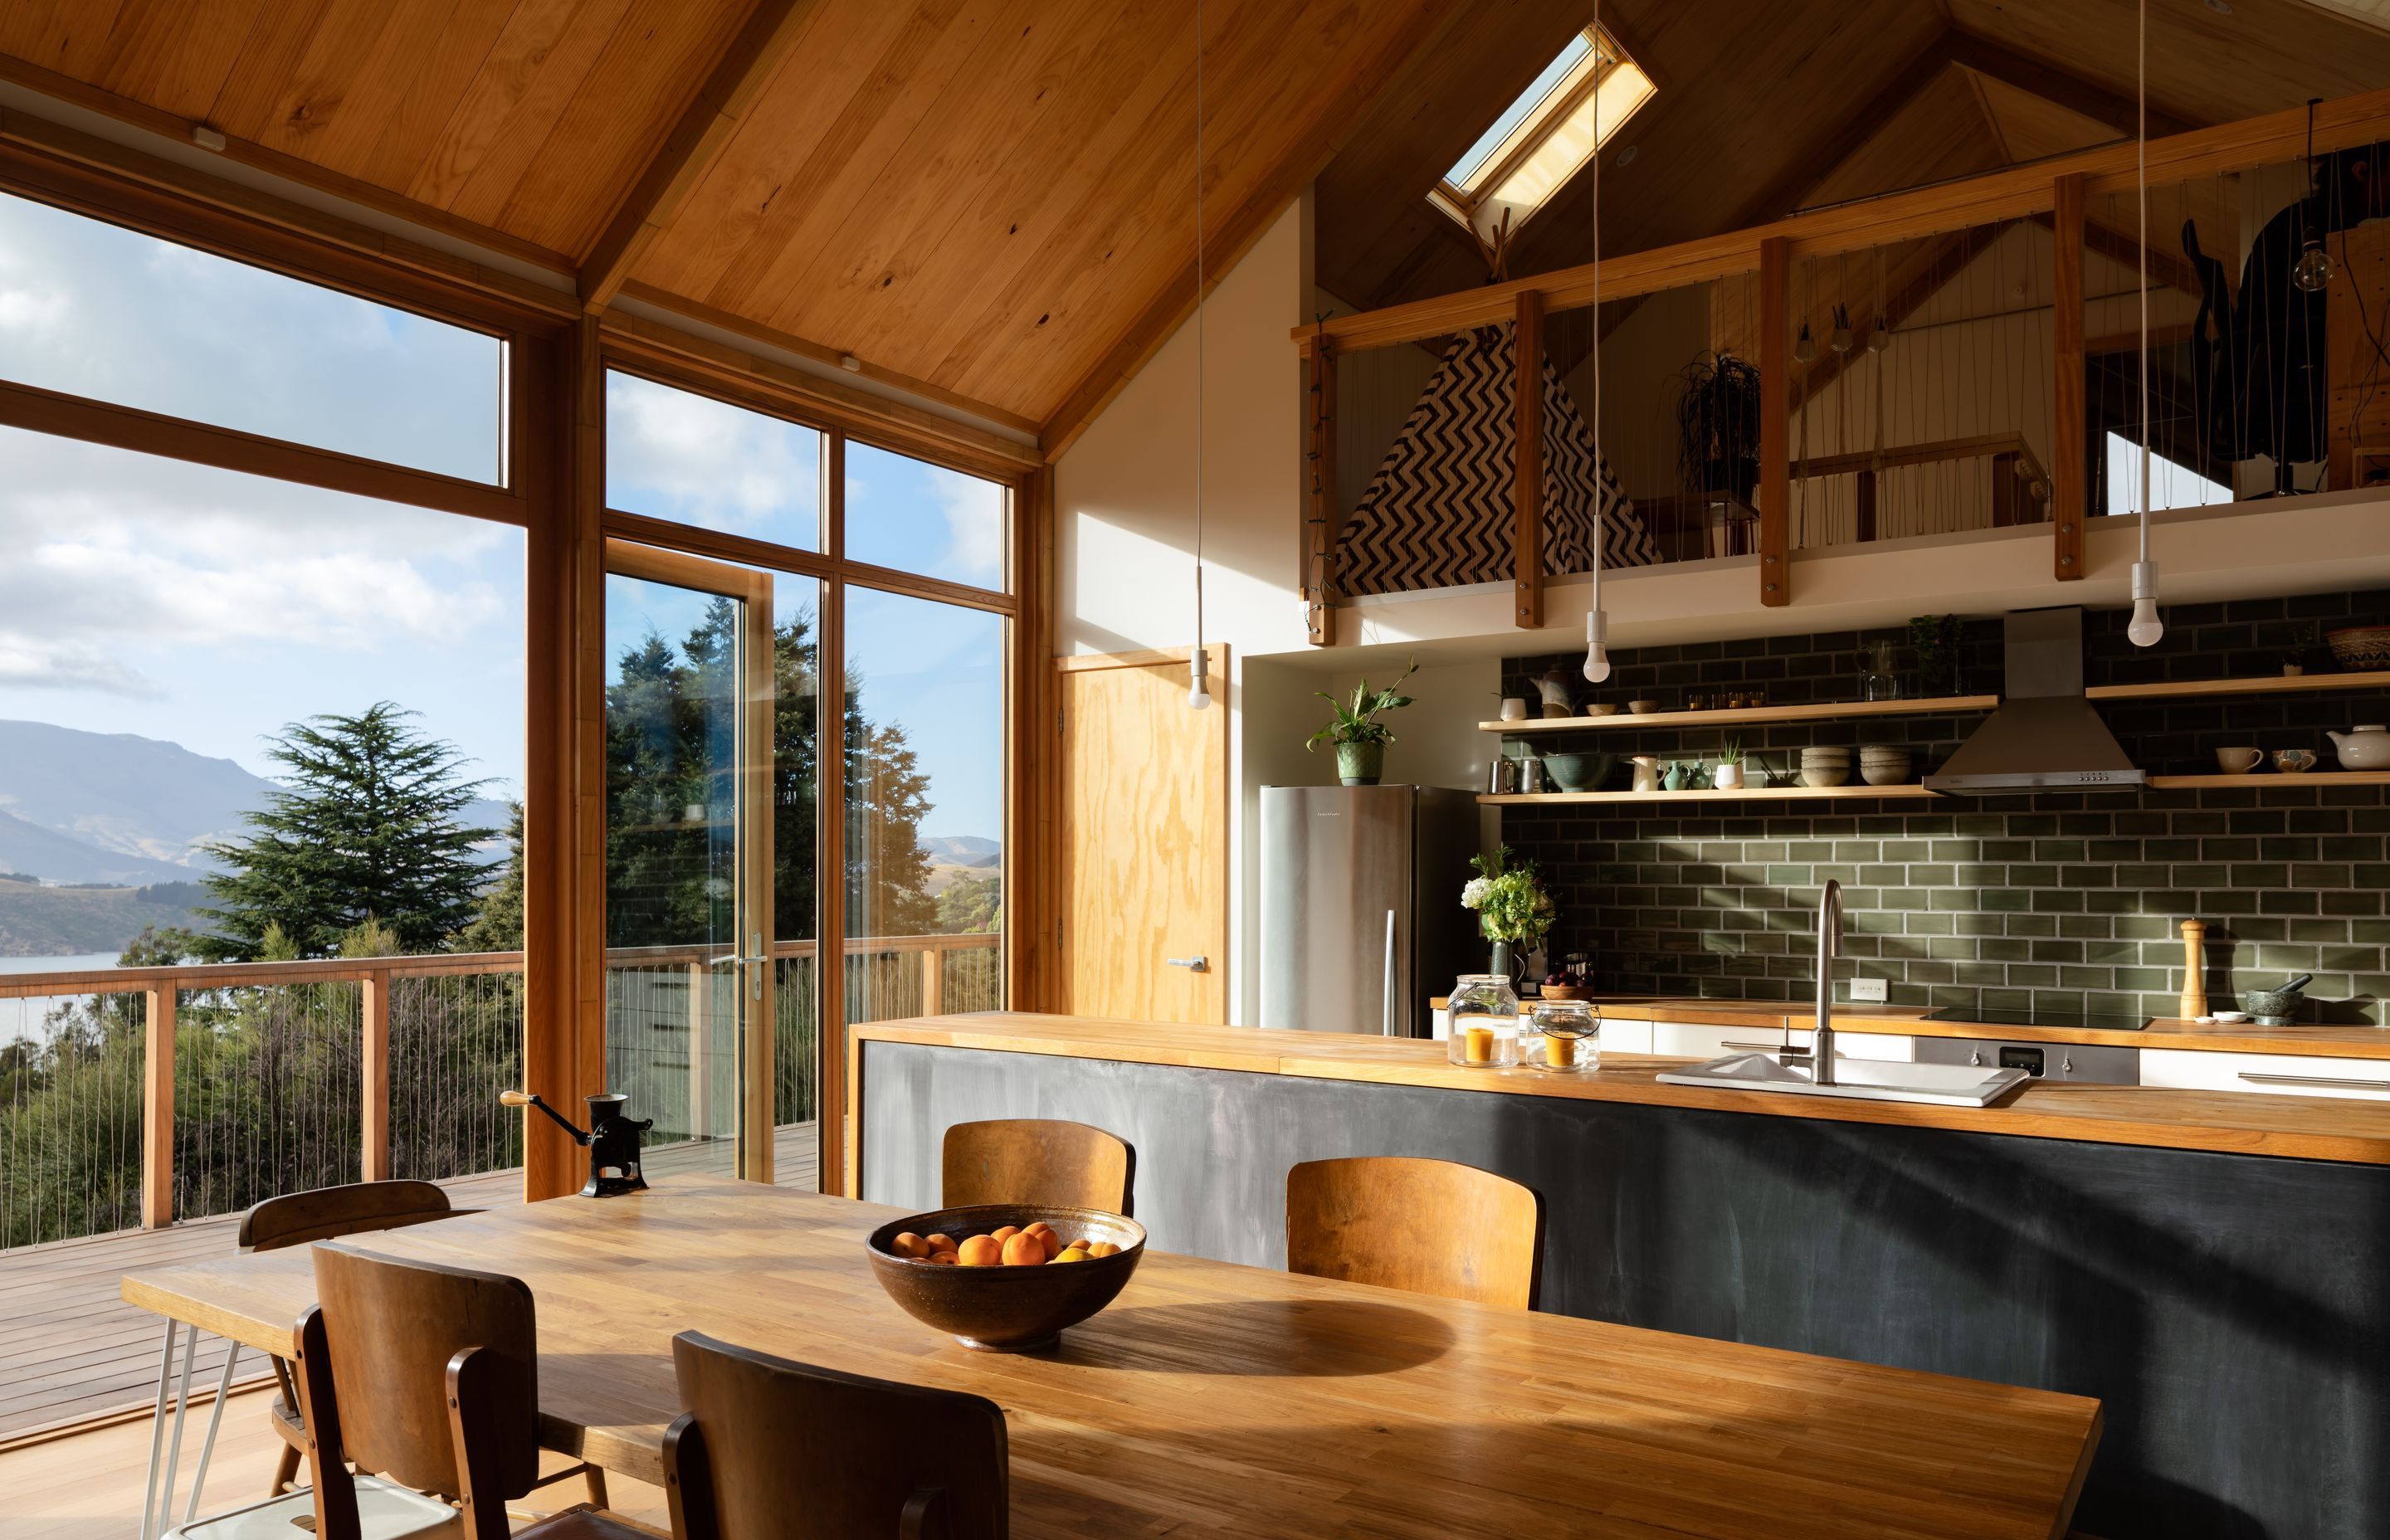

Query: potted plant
[1711,741,1745,790]
[1461,845,1555,982]
[2284,621,2320,676]
[1306,657,1417,786]
[1909,614,1963,698]
[1674,351,1763,501]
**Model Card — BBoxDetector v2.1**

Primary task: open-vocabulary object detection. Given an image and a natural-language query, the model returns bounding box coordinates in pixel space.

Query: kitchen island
[854,1012,2390,1540]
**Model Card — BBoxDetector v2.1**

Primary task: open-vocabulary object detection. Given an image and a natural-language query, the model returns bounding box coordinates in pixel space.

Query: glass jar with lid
[1529,1000,1598,1073]
[1447,974,1519,1067]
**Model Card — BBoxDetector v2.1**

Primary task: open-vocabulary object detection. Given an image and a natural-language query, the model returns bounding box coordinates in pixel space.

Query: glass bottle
[1860,639,1901,701]
[1447,974,1519,1068]
[1530,1001,1599,1072]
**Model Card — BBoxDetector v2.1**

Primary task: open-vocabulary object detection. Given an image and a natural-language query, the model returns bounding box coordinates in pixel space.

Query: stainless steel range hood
[1922,607,2144,792]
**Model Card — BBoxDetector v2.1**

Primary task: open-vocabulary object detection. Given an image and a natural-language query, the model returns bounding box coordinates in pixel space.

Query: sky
[0,191,1004,839]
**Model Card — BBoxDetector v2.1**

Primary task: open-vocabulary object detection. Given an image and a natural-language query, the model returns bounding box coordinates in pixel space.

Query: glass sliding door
[602,542,788,1180]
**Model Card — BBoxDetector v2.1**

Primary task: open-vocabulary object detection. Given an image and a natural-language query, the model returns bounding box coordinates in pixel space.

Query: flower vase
[1336,741,1384,786]
[1489,939,1513,984]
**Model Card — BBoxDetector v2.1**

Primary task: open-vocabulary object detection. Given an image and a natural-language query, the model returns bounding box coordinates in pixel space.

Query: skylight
[1431,24,1653,241]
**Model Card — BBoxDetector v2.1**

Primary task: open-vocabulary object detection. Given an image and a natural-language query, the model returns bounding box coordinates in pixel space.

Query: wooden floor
[0,1124,817,1443]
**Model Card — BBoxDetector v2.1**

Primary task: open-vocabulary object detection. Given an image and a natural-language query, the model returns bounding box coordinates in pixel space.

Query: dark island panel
[861,1037,2390,1540]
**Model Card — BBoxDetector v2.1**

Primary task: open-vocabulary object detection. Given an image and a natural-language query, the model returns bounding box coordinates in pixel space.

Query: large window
[606,371,823,550]
[0,192,505,482]
[1429,23,1654,241]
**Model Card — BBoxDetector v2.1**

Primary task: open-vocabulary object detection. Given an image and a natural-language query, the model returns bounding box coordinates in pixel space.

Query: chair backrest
[1285,1156,1544,1310]
[666,1330,1007,1540]
[941,1118,1133,1214]
[300,1243,543,1511]
[240,1179,456,1252]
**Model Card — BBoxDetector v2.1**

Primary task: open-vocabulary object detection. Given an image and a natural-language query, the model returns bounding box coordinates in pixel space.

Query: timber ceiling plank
[94,0,264,120]
[240,0,441,166]
[403,0,624,212]
[0,1,136,85]
[576,0,826,311]
[351,0,522,192]
[198,0,340,143]
[1966,69,2128,163]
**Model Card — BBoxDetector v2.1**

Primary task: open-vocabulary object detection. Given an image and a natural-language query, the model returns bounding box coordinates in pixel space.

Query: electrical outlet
[1848,977,1889,1004]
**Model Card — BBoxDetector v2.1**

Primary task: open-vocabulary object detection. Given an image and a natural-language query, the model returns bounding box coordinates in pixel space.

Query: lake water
[0,954,126,1047]
[0,953,121,977]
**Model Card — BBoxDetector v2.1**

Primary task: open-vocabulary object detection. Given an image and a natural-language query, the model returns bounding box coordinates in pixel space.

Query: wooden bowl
[866,1204,1145,1352]
[2328,625,2390,670]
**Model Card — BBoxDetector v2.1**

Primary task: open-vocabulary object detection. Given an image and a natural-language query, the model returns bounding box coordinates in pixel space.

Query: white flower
[1461,876,1491,909]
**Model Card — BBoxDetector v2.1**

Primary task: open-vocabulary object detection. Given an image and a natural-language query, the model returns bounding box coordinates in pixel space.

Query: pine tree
[190,704,496,960]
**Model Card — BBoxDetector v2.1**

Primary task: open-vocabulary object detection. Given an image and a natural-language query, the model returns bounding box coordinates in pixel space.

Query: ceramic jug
[2329,724,2389,770]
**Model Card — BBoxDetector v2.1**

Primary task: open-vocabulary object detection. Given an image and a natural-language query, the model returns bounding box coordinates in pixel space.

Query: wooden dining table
[122,1173,2100,1539]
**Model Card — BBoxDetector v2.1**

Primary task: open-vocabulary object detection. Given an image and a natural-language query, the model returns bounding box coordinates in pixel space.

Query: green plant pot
[1336,741,1384,786]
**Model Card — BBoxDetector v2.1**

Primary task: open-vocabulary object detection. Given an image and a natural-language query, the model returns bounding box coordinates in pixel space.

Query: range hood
[1922,607,2144,792]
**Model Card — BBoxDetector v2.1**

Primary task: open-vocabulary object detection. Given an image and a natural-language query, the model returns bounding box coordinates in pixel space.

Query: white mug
[2214,746,2262,774]
[1499,697,1529,722]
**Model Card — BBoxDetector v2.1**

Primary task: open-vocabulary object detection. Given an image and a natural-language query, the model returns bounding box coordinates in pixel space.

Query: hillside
[0,876,207,958]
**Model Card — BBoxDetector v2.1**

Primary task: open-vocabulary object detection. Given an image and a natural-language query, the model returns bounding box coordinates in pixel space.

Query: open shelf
[1479,783,1943,806]
[2144,771,2390,789]
[1480,695,1999,733]
[2088,670,2390,701]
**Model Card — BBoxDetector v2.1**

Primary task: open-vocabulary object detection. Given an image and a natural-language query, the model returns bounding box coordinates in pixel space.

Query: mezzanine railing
[0,932,1000,1250]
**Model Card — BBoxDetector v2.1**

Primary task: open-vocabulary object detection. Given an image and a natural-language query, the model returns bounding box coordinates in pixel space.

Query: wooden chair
[665,1330,1007,1540]
[1284,1156,1544,1310]
[240,1180,467,1498]
[940,1118,1133,1214]
[170,1244,641,1540]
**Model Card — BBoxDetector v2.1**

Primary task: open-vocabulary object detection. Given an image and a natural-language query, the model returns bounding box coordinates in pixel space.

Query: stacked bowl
[1799,746,1852,787]
[1860,745,1914,786]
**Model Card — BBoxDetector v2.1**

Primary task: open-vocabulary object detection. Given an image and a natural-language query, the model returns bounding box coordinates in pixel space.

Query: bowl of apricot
[865,1204,1146,1352]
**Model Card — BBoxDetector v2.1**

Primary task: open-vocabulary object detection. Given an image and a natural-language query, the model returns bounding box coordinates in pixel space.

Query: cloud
[605,373,821,537]
[935,472,1007,586]
[0,634,159,695]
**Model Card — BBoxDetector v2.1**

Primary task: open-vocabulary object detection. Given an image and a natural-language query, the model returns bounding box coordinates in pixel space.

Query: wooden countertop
[122,1176,2099,1540]
[857,1013,2390,1165]
[1430,993,2390,1059]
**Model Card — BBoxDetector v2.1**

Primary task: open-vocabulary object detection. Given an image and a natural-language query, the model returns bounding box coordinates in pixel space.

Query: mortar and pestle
[2240,972,2313,1026]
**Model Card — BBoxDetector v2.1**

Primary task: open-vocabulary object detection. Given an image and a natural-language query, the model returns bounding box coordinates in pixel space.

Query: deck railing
[0,932,998,1250]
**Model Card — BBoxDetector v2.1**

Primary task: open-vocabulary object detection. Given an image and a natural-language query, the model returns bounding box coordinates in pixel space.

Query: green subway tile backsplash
[1500,589,2390,1026]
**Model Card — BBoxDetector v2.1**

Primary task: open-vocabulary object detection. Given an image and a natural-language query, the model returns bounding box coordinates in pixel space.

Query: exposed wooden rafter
[576,0,822,314]
[1943,29,2197,141]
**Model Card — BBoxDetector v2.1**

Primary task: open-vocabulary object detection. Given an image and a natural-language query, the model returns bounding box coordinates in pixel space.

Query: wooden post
[1513,289,1544,628]
[2052,172,2087,581]
[1758,237,1790,607]
[2179,920,2209,1021]
[822,433,851,1196]
[361,970,391,1183]
[1854,468,1878,543]
[1990,450,2023,527]
[142,986,175,1229]
[1304,339,1339,646]
[920,945,944,1017]
[686,960,713,1143]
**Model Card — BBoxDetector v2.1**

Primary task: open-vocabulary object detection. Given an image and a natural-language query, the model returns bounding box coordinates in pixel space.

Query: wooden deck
[0,1123,817,1444]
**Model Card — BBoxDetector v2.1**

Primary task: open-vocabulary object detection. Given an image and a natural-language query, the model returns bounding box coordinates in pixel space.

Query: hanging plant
[1673,351,1763,501]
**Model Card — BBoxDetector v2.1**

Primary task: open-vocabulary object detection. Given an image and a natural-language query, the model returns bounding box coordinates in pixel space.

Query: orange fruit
[1053,1246,1090,1264]
[1035,1229,1064,1260]
[924,1233,957,1254]
[890,1232,930,1260]
[928,1250,958,1265]
[957,1235,1003,1267]
[991,1225,1021,1244]
[1000,1231,1047,1266]
[1086,1240,1120,1259]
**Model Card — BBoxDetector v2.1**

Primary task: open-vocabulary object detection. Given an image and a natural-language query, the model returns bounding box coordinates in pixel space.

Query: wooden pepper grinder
[2179,919,2208,1021]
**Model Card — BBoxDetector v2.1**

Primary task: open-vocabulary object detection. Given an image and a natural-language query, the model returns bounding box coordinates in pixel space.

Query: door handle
[1383,909,1397,1037]
[706,933,768,999]
[1166,956,1209,972]
[2239,1071,2390,1091]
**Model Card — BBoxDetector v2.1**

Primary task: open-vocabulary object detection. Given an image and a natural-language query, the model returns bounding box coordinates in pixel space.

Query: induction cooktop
[1919,1005,2152,1033]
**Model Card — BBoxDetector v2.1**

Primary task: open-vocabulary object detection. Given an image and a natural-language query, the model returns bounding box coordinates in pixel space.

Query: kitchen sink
[1655,1051,2032,1108]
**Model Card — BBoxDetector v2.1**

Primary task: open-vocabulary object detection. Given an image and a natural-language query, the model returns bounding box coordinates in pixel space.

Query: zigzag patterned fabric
[1336,322,1657,596]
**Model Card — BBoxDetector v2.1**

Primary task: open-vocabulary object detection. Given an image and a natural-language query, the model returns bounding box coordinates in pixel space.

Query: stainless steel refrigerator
[1259,784,1479,1036]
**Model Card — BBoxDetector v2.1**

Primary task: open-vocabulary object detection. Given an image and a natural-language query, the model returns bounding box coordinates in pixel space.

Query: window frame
[1428,22,1654,240]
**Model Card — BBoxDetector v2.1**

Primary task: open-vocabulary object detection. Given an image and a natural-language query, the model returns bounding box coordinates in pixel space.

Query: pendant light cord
[1590,0,1602,614]
[1192,0,1206,665]
[2137,0,2150,553]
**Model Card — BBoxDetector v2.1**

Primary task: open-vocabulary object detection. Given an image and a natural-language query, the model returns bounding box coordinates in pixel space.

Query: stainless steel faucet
[1812,879,1841,1086]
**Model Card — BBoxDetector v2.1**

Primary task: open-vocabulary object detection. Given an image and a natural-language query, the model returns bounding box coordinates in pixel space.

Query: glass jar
[1447,974,1519,1068]
[1529,1001,1599,1073]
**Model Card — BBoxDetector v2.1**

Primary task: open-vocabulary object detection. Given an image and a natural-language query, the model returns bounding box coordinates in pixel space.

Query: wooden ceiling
[1315,0,2390,316]
[2,0,2388,451]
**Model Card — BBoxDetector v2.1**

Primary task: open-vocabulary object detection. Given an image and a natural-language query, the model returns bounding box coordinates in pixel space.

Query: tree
[936,873,1001,934]
[190,704,495,960]
[453,803,525,953]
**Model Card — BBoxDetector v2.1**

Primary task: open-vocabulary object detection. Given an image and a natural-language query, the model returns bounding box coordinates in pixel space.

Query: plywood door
[1057,649,1227,1024]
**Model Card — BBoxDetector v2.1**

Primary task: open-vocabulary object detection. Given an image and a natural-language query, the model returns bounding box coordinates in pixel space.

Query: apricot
[890,1232,931,1260]
[1034,1229,1064,1260]
[991,1225,1021,1244]
[1085,1240,1120,1259]
[1000,1231,1047,1266]
[924,1233,957,1254]
[957,1235,1004,1266]
[1053,1246,1090,1264]
[927,1250,958,1265]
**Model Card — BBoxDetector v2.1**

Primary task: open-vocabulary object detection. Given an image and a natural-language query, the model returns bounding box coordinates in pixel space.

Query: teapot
[2328,724,2389,770]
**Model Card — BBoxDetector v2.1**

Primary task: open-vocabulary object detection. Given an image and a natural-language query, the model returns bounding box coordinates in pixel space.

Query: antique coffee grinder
[500,1089,653,1196]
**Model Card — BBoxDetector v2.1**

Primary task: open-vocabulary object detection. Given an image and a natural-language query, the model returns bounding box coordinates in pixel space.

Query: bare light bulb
[2293,237,2335,294]
[1583,610,1612,683]
[2127,561,2164,649]
[1188,650,1212,709]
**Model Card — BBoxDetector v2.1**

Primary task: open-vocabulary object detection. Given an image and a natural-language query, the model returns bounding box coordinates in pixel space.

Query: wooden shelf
[2145,772,2390,789]
[1480,695,2000,733]
[1480,784,1943,806]
[2089,670,2390,700]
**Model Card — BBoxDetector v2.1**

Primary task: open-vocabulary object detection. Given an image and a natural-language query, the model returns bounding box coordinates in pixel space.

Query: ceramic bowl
[2273,749,2318,773]
[866,1204,1146,1352]
[2326,625,2390,671]
[1583,704,1620,718]
[1541,752,1617,792]
[1801,766,1851,787]
[1628,699,1662,715]
[1860,754,1912,786]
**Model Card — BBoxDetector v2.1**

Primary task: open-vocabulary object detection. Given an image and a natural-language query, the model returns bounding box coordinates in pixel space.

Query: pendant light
[1583,0,1612,684]
[2293,98,2337,294]
[1186,0,1212,709]
[2127,0,2164,649]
